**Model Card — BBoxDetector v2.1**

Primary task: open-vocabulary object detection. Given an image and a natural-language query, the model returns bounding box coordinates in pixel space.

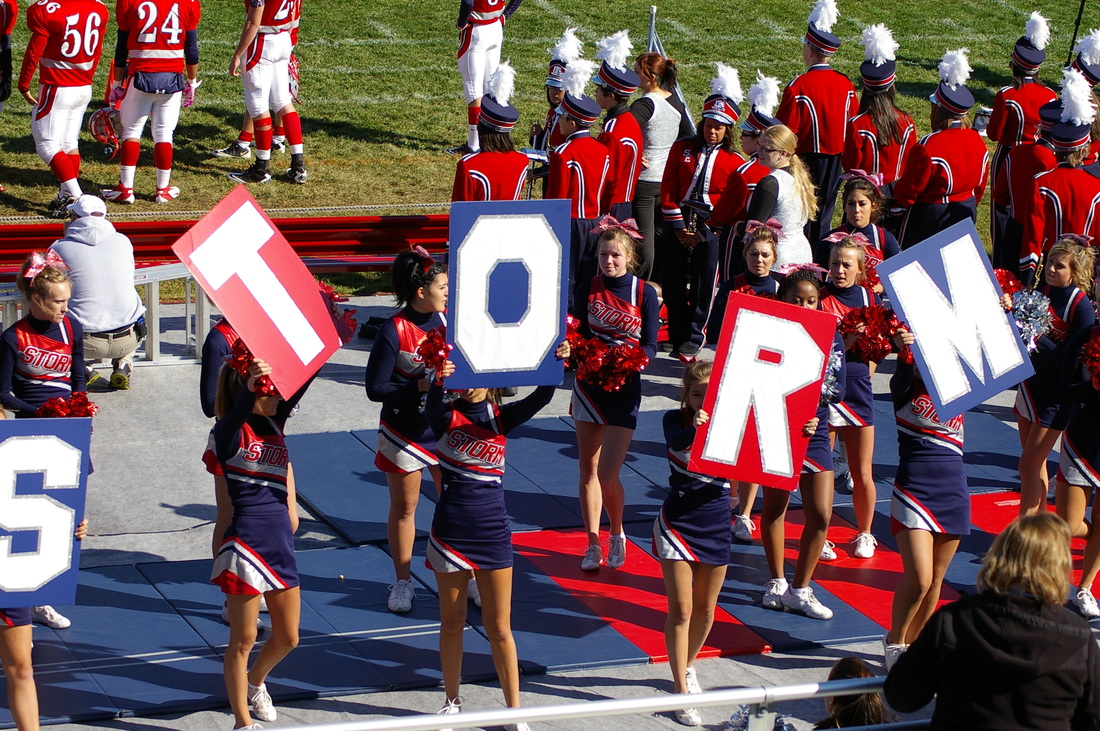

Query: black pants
[802,152,844,248]
[632,180,663,282]
[898,197,977,250]
[662,224,719,349]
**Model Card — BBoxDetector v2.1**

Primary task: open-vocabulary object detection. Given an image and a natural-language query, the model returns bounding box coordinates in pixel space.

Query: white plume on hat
[595,30,633,71]
[860,24,897,66]
[938,48,972,89]
[562,58,596,98]
[808,0,838,33]
[1024,11,1050,50]
[747,71,781,116]
[550,27,583,64]
[1061,67,1097,126]
[1074,28,1100,66]
[710,62,744,105]
[487,61,516,106]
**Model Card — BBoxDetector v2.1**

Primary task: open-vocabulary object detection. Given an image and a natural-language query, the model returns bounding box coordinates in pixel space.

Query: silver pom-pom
[1012,290,1053,351]
[820,346,844,406]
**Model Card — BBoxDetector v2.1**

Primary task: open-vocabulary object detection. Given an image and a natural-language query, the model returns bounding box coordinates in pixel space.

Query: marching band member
[451,63,527,202]
[595,31,643,224]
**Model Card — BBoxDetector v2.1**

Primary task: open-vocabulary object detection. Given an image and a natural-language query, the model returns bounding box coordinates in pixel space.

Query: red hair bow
[25,250,68,279]
[824,231,871,246]
[840,169,884,189]
[743,218,783,241]
[590,214,643,240]
[411,245,435,273]
[776,262,829,279]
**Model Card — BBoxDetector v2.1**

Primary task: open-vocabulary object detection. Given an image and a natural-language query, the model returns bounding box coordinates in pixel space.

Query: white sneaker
[819,540,837,561]
[781,586,833,620]
[674,707,702,727]
[234,724,262,729]
[247,683,276,722]
[437,696,461,731]
[220,601,269,631]
[606,535,626,569]
[387,579,415,613]
[1074,587,1100,619]
[762,578,788,609]
[102,184,135,204]
[852,532,878,559]
[580,544,603,571]
[154,185,180,203]
[732,514,755,543]
[467,577,482,608]
[32,605,71,629]
[882,633,909,671]
[684,666,702,694]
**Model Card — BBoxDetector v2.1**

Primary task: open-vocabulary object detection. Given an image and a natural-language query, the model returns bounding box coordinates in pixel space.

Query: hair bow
[743,218,783,241]
[840,169,885,189]
[1061,233,1095,246]
[590,214,644,240]
[24,250,68,279]
[776,262,829,279]
[411,245,435,273]
[824,230,871,246]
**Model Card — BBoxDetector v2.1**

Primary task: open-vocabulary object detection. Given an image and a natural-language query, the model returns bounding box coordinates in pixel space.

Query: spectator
[815,657,891,728]
[49,195,145,390]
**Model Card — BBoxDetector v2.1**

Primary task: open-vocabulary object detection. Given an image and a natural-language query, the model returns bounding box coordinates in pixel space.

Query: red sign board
[689,293,837,491]
[171,186,341,398]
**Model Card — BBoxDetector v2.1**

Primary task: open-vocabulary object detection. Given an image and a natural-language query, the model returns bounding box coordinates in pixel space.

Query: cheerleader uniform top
[0,315,85,417]
[204,387,290,516]
[574,273,659,360]
[820,282,882,367]
[1061,326,1100,453]
[365,306,445,436]
[891,361,964,464]
[705,271,779,344]
[816,221,901,270]
[1026,284,1095,383]
[663,409,730,496]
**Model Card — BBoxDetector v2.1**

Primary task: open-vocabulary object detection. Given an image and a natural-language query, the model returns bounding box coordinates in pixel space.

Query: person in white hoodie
[49,195,146,390]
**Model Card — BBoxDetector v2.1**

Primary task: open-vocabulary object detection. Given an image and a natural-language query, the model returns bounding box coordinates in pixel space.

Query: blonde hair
[18,253,69,301]
[1048,239,1097,295]
[598,228,640,274]
[761,125,818,222]
[742,226,779,259]
[977,513,1071,606]
[828,237,867,283]
[679,359,713,410]
[213,364,242,421]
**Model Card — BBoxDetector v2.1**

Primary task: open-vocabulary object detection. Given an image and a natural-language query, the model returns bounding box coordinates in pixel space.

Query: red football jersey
[598,109,644,209]
[1021,164,1100,273]
[117,0,200,74]
[468,0,506,25]
[250,0,299,34]
[659,139,743,229]
[986,79,1058,148]
[993,140,1056,224]
[19,0,107,90]
[893,126,989,208]
[451,150,529,202]
[1,0,18,36]
[842,109,916,184]
[776,64,857,156]
[547,132,609,220]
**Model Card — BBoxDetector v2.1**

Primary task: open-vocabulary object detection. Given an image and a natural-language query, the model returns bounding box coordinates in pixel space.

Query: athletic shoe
[285,154,307,184]
[580,544,603,571]
[819,540,837,561]
[84,366,102,387]
[606,535,626,568]
[882,634,909,671]
[833,453,854,493]
[110,363,132,390]
[467,577,481,608]
[1074,587,1100,619]
[271,136,287,153]
[32,605,70,629]
[445,143,475,156]
[220,601,269,631]
[762,578,788,610]
[211,141,251,159]
[852,532,878,559]
[658,342,675,353]
[437,696,461,731]
[102,185,135,204]
[732,514,755,543]
[781,586,834,620]
[387,578,415,613]
[674,707,702,727]
[678,343,700,357]
[247,683,276,722]
[684,666,702,694]
[154,186,180,203]
[235,725,262,729]
[228,162,272,185]
[46,192,77,218]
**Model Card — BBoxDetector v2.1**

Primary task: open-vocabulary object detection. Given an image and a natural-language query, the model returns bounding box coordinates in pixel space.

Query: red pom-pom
[228,340,278,396]
[994,269,1023,296]
[36,396,71,418]
[1081,331,1100,391]
[416,327,452,384]
[838,305,896,363]
[861,264,881,292]
[67,391,99,417]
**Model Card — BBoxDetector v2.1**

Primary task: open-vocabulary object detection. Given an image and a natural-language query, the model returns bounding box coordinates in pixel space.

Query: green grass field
[0,0,1091,238]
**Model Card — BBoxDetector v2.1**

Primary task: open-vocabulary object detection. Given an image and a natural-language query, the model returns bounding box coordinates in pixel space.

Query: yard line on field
[372,22,398,39]
[531,0,584,32]
[663,19,701,42]
[755,16,798,39]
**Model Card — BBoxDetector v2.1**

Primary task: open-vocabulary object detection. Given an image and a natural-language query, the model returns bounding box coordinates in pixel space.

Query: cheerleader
[659,63,744,358]
[987,13,1056,268]
[365,249,448,614]
[451,63,528,203]
[817,173,900,290]
[893,50,988,250]
[843,25,915,190]
[574,225,659,571]
[820,238,881,558]
[530,28,580,154]
[760,268,846,620]
[883,331,969,670]
[744,125,817,269]
[654,360,730,727]
[207,358,299,729]
[1016,240,1097,516]
[425,366,566,731]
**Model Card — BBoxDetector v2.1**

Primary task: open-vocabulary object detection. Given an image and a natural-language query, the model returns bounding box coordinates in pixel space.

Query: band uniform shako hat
[1036,99,1061,133]
[1071,28,1100,87]
[561,58,600,125]
[547,27,582,88]
[1051,68,1096,151]
[595,30,640,95]
[1011,12,1050,73]
[859,24,897,91]
[701,62,743,126]
[741,70,782,133]
[804,0,841,55]
[479,62,519,132]
[930,48,975,115]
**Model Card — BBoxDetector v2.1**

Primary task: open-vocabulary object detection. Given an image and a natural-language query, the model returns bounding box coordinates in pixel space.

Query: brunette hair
[858,85,906,145]
[1047,239,1097,295]
[1009,62,1046,89]
[761,125,818,222]
[635,52,678,92]
[777,268,823,302]
[814,657,890,729]
[214,364,243,421]
[392,249,447,307]
[842,178,885,224]
[742,226,779,259]
[829,237,868,283]
[598,227,640,274]
[679,359,713,411]
[18,253,69,301]
[930,102,971,131]
[978,513,1072,606]
[692,118,739,155]
[477,126,516,153]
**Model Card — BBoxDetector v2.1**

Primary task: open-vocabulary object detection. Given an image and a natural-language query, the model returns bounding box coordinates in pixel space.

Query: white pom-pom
[710,62,744,105]
[860,24,897,66]
[747,70,781,116]
[808,0,838,33]
[562,58,596,98]
[1074,28,1100,67]
[1024,11,1050,51]
[938,48,972,89]
[487,61,515,106]
[551,27,583,64]
[595,29,633,71]
[1061,67,1097,126]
